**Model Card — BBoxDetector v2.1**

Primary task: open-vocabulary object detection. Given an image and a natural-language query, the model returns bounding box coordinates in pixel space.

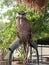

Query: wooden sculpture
[16,11,32,65]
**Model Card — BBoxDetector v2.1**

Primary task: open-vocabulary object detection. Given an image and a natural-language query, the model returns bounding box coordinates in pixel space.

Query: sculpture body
[16,11,32,65]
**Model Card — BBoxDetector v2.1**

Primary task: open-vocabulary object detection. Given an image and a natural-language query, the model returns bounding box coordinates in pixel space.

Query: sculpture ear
[16,11,19,13]
[16,11,29,15]
[16,11,18,12]
[16,11,22,14]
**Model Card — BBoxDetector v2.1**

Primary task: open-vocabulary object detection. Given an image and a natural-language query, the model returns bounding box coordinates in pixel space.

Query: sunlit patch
[47,10,49,13]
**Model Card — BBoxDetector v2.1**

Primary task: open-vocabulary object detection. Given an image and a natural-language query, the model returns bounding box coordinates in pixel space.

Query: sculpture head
[16,11,26,17]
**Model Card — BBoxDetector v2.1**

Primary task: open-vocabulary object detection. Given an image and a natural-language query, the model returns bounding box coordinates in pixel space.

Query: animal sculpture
[16,11,32,65]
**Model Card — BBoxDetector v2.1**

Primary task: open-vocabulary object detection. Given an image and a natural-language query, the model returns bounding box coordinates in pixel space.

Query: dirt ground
[0,61,23,65]
[12,61,23,65]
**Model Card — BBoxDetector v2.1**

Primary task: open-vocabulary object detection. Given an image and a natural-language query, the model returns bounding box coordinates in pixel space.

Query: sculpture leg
[9,51,13,65]
[30,41,39,65]
[23,43,29,65]
[30,47,32,61]
[9,39,21,52]
[8,39,22,65]
[36,48,39,65]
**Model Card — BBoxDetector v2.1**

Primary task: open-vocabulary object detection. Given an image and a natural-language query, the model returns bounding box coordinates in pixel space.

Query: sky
[0,1,17,23]
[0,6,12,23]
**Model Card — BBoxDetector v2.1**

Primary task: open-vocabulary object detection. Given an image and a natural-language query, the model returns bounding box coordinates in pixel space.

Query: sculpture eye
[18,12,21,14]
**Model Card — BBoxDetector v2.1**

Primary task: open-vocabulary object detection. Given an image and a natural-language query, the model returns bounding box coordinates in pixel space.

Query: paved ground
[12,61,49,65]
[12,63,48,65]
[0,61,49,65]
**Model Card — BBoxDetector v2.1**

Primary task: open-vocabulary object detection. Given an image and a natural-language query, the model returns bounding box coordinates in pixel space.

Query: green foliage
[16,4,26,11]
[0,6,17,48]
[0,0,13,7]
[0,21,5,30]
[0,0,49,49]
[0,0,49,60]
